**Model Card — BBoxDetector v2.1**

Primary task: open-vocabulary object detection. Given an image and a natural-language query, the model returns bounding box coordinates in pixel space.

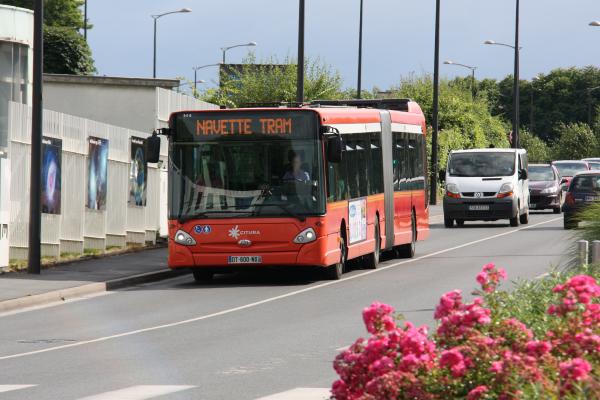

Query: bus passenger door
[393,132,412,243]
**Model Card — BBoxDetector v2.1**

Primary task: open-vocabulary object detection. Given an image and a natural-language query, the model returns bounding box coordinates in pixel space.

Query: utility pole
[430,0,441,206]
[296,0,305,104]
[357,0,364,99]
[28,0,43,274]
[84,0,88,40]
[512,0,520,148]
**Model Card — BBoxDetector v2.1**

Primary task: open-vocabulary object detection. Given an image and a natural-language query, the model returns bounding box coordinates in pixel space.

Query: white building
[0,5,33,269]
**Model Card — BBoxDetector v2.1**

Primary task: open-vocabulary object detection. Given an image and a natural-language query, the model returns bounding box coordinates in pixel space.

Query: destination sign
[172,110,319,141]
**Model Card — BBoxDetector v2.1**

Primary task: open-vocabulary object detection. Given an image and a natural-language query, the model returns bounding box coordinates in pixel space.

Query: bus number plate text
[228,256,262,264]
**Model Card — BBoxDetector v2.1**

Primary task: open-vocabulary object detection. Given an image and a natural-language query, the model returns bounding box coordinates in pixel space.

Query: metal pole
[222,49,226,65]
[430,0,441,206]
[194,69,197,92]
[530,89,534,132]
[296,0,305,104]
[578,240,589,267]
[152,17,157,78]
[357,0,363,99]
[512,0,520,148]
[28,0,43,274]
[84,0,88,40]
[471,68,475,100]
[591,240,600,264]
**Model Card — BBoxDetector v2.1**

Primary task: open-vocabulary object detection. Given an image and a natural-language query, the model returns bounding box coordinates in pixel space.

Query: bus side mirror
[146,133,161,163]
[326,135,343,163]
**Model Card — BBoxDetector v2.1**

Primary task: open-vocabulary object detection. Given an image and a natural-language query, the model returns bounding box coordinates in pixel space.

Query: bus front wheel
[326,235,346,280]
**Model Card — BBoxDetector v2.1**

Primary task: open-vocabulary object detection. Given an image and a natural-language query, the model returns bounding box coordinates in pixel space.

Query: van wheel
[326,235,346,280]
[192,270,214,283]
[396,212,416,258]
[519,209,529,224]
[364,220,380,269]
[444,217,454,228]
[553,207,561,214]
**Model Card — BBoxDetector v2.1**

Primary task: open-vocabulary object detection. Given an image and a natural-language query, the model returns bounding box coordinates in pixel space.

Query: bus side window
[408,134,417,190]
[327,151,348,202]
[369,132,384,194]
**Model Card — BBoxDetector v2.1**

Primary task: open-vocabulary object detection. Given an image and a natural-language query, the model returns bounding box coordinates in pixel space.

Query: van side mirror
[146,133,161,163]
[519,169,528,180]
[326,135,343,163]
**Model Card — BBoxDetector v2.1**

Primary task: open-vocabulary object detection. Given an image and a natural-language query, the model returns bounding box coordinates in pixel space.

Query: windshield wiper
[177,210,252,223]
[253,203,306,222]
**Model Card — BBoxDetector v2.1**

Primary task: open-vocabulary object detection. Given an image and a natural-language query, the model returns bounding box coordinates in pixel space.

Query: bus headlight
[174,229,196,246]
[293,228,317,244]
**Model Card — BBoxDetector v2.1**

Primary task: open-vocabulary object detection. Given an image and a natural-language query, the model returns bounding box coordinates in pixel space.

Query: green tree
[550,122,599,160]
[2,0,85,28]
[202,54,343,107]
[44,26,95,74]
[519,129,550,162]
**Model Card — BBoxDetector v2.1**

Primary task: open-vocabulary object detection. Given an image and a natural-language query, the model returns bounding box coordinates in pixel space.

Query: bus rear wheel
[192,270,214,283]
[326,235,346,280]
[364,220,380,269]
[396,212,416,259]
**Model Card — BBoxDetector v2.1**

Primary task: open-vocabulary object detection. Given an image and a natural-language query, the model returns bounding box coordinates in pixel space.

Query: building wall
[7,102,168,262]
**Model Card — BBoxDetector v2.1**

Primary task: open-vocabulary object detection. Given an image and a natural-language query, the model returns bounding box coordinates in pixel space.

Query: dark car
[552,160,590,191]
[563,171,600,229]
[528,164,562,213]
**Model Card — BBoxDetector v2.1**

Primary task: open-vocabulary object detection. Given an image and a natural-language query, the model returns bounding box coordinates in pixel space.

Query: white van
[443,148,529,227]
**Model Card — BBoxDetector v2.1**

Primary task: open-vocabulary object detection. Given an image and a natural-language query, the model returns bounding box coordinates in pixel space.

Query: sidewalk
[0,247,184,313]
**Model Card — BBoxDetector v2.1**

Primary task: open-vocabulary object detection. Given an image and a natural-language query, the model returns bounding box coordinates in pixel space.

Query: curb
[0,268,188,314]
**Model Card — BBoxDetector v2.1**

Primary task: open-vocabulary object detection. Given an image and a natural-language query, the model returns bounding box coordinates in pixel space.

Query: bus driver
[282,151,310,183]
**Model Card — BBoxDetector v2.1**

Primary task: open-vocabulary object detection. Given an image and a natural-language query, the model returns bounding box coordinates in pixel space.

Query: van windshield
[448,152,516,177]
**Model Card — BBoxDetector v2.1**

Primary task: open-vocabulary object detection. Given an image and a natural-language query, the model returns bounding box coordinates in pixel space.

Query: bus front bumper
[169,236,337,269]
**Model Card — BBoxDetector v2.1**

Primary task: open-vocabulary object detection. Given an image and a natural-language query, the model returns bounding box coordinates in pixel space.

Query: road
[0,211,573,400]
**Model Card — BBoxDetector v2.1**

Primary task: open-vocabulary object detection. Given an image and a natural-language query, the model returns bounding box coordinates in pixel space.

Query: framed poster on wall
[128,137,147,206]
[87,136,109,210]
[41,136,62,214]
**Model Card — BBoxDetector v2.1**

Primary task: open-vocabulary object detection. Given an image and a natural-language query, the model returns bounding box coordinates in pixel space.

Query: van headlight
[497,183,514,198]
[174,229,196,246]
[294,228,317,244]
[446,183,460,194]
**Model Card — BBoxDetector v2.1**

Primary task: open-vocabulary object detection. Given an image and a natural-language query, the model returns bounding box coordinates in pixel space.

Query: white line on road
[255,388,331,400]
[0,385,36,393]
[76,385,196,400]
[0,217,561,362]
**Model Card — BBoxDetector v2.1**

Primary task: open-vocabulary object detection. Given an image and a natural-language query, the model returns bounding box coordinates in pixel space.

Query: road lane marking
[255,388,331,400]
[0,217,561,362]
[0,385,36,393]
[77,385,196,400]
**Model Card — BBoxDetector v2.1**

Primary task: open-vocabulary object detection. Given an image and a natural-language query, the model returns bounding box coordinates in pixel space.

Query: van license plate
[469,205,490,211]
[228,256,262,264]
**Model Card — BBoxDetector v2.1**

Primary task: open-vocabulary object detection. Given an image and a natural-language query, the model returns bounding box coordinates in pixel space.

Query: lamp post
[430,0,441,206]
[357,0,364,99]
[28,0,43,274]
[444,60,477,99]
[193,64,220,91]
[83,0,88,40]
[589,21,600,27]
[152,8,192,78]
[297,0,305,104]
[221,42,257,64]
[485,31,521,149]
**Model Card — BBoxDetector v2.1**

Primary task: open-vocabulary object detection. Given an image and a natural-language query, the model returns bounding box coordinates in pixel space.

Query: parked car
[443,148,529,227]
[586,161,600,170]
[552,160,590,191]
[528,164,562,214]
[563,171,600,229]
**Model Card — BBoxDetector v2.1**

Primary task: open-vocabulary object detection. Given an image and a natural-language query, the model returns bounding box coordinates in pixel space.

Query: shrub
[332,264,600,399]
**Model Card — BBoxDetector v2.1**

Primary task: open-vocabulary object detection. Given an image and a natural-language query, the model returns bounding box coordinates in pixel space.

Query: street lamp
[589,21,600,27]
[444,60,477,99]
[193,63,220,91]
[152,8,192,78]
[297,0,305,104]
[221,42,257,64]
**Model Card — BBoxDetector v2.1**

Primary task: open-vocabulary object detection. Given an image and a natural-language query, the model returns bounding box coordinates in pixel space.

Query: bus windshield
[169,111,325,220]
[448,152,516,177]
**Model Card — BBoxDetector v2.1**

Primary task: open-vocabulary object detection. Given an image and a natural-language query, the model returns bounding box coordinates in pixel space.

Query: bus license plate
[228,256,262,264]
[469,205,489,211]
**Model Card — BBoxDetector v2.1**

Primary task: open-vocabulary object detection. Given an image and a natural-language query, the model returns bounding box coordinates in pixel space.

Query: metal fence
[6,101,169,260]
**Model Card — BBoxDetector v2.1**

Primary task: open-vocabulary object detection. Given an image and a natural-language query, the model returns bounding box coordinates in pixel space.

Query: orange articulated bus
[158,99,429,281]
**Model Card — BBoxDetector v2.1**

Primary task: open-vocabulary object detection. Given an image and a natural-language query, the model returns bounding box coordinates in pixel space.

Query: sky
[87,0,600,91]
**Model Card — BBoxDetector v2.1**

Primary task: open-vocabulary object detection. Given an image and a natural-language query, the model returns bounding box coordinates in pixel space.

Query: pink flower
[362,302,396,334]
[440,348,468,377]
[489,361,503,374]
[467,385,489,400]
[559,358,591,381]
[525,340,552,357]
[476,263,507,293]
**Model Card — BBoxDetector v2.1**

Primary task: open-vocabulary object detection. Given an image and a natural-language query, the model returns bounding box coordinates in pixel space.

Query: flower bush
[332,264,600,399]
